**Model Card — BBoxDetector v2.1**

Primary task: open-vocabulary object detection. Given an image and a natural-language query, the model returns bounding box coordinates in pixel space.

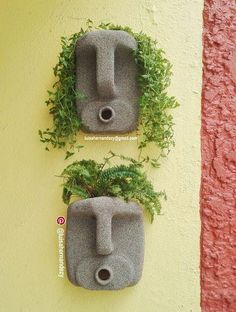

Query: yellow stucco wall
[0,0,202,311]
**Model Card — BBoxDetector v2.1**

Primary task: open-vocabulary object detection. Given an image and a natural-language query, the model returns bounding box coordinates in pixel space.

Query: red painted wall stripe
[201,1,236,311]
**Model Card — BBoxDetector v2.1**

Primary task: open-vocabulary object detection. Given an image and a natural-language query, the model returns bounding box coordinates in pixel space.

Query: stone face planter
[66,196,144,290]
[76,30,139,133]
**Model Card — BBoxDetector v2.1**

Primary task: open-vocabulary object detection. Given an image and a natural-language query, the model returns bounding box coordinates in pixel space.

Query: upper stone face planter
[76,30,139,133]
[66,196,144,290]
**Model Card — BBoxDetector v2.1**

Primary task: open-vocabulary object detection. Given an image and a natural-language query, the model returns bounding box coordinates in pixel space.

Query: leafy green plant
[99,23,179,163]
[39,20,178,162]
[60,151,166,222]
[39,22,93,159]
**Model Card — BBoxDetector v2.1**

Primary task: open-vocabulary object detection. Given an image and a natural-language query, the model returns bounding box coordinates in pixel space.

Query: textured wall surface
[201,1,236,311]
[0,0,202,311]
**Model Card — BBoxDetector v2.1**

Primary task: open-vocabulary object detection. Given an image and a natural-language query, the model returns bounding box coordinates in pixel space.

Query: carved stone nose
[96,45,116,99]
[96,213,114,255]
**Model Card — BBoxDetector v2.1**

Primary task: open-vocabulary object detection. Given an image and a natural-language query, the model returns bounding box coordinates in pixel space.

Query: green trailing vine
[39,20,179,162]
[100,23,179,164]
[38,31,86,159]
[60,151,166,222]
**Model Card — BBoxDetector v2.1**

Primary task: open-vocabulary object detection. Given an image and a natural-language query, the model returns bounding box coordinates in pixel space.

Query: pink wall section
[201,1,236,311]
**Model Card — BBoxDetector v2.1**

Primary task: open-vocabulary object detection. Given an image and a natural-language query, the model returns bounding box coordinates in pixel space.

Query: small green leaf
[65,151,74,160]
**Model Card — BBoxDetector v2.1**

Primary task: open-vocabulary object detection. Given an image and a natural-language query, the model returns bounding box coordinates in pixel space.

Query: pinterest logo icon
[57,216,66,225]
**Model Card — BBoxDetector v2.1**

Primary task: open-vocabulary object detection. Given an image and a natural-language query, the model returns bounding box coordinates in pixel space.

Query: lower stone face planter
[66,196,144,290]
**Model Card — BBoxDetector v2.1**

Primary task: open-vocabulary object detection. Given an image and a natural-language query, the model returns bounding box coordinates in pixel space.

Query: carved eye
[115,45,137,96]
[76,45,97,99]
[74,214,97,251]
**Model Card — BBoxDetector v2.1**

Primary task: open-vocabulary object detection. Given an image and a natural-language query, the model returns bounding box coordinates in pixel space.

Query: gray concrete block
[66,196,144,290]
[76,30,140,133]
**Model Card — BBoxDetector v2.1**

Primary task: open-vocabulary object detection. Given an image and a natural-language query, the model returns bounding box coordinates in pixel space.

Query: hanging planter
[39,20,179,162]
[66,196,144,290]
[76,29,139,134]
[61,152,164,289]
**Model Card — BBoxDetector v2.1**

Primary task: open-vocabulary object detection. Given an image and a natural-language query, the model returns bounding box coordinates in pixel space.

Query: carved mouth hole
[99,106,115,123]
[95,266,113,285]
[98,269,110,281]
[101,108,112,120]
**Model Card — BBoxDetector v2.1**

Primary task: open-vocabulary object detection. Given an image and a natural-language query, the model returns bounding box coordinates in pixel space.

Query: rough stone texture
[76,30,139,133]
[201,1,236,311]
[66,196,144,290]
